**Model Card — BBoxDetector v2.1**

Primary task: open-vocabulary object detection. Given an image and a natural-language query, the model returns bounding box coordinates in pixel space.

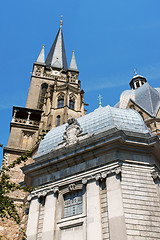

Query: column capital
[82,165,121,185]
[27,186,59,201]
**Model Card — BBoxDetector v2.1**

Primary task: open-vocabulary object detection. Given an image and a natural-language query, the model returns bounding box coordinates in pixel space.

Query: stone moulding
[27,162,121,201]
[27,186,59,201]
[82,166,121,184]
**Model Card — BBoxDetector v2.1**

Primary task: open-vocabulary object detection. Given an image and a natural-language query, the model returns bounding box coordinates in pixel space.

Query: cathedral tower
[6,23,86,156]
[26,25,86,132]
[1,23,87,239]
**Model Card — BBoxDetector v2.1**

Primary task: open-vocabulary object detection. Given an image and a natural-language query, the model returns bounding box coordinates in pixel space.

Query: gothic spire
[36,45,45,64]
[45,26,68,71]
[69,51,79,72]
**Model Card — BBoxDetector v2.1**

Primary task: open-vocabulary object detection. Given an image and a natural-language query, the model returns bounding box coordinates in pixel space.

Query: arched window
[136,81,140,88]
[38,83,48,109]
[57,115,61,126]
[69,94,75,110]
[57,94,64,108]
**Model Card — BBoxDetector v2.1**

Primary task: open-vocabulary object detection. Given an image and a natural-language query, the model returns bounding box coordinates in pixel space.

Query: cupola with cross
[129,69,147,90]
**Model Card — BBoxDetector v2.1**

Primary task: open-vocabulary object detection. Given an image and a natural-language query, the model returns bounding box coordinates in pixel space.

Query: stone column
[26,197,39,240]
[12,109,17,122]
[42,192,57,239]
[26,112,31,124]
[86,180,102,240]
[106,174,127,240]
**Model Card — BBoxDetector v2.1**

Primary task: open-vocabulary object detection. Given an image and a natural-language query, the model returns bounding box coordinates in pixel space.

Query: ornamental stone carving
[68,183,76,191]
[151,171,160,180]
[63,117,82,145]
[27,186,59,201]
[82,166,121,184]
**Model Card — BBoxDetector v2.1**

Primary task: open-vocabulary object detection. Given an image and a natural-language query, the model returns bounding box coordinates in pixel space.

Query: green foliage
[0,132,46,239]
[0,151,33,239]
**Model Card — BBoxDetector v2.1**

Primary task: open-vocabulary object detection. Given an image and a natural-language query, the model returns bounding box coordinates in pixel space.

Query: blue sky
[1,0,160,163]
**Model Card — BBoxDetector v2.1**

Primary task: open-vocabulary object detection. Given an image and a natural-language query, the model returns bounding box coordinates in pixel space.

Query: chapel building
[1,23,160,240]
[23,67,160,239]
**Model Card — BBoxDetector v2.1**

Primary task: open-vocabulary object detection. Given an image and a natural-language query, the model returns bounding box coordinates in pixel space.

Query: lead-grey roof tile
[69,51,78,71]
[45,27,68,70]
[118,83,160,116]
[36,105,150,158]
[36,45,45,64]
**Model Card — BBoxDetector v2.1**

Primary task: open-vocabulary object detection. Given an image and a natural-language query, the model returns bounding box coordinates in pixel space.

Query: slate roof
[69,51,79,72]
[36,45,45,64]
[117,83,160,116]
[45,27,68,70]
[36,105,150,158]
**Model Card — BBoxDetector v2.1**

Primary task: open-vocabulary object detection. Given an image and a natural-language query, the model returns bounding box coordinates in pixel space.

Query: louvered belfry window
[64,191,82,218]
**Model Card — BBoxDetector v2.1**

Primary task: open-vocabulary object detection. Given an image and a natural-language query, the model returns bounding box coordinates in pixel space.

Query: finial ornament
[60,15,63,27]
[98,94,102,107]
[134,68,137,75]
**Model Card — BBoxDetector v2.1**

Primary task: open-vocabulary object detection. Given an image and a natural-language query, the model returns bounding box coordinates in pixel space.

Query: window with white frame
[64,191,82,218]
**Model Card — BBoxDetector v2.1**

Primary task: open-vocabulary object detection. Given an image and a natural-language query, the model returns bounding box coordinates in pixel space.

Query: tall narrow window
[64,191,82,218]
[57,94,64,108]
[57,115,61,126]
[136,81,140,88]
[69,94,75,110]
[38,83,48,109]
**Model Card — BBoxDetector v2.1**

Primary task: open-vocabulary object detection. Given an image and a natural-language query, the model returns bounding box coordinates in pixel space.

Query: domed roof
[36,105,150,158]
[118,82,160,116]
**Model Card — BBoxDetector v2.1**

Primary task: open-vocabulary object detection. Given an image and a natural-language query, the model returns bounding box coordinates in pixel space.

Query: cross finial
[60,15,63,28]
[98,94,103,107]
[134,68,137,75]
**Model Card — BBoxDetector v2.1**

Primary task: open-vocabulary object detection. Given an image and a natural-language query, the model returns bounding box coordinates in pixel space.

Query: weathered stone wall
[0,152,33,240]
[121,163,160,240]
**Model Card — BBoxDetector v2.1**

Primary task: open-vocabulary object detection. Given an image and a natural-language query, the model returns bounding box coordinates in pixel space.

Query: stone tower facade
[5,23,86,167]
[1,24,87,239]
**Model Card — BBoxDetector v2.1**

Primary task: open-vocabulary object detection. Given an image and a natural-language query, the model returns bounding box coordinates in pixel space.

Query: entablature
[26,161,121,201]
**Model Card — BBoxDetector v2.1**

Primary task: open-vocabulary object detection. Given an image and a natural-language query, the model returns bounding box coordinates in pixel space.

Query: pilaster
[86,180,102,240]
[106,174,127,240]
[26,197,39,240]
[42,192,57,239]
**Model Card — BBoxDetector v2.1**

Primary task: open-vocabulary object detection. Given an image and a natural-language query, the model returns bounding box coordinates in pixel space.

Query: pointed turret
[45,25,68,71]
[69,51,79,72]
[36,45,45,64]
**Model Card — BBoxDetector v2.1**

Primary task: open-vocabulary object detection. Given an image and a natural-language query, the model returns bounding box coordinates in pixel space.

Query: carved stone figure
[63,117,82,145]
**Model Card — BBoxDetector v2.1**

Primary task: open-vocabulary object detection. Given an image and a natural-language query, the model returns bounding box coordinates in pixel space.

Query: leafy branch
[0,131,46,239]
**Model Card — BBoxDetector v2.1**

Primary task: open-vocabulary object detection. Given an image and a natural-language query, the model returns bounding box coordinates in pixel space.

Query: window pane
[64,191,82,218]
[69,100,75,110]
[57,116,61,126]
[58,99,64,108]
